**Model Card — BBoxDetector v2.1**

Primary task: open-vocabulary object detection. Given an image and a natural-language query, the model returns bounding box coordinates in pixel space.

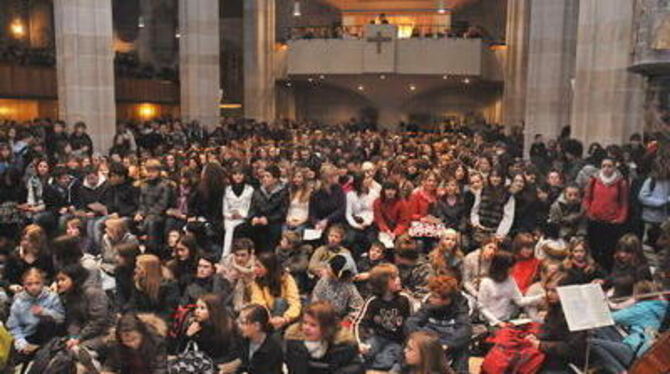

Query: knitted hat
[329,254,354,279]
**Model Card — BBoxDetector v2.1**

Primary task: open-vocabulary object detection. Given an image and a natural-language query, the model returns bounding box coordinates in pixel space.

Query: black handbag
[168,341,216,374]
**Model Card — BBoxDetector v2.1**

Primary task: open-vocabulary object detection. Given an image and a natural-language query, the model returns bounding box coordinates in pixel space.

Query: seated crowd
[0,117,668,374]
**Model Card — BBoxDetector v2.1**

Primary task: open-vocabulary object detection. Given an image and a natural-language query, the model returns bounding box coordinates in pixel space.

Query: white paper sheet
[303,229,323,241]
[557,284,614,331]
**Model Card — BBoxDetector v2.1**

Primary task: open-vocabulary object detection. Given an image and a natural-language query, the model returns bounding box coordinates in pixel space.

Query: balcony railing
[286,24,493,42]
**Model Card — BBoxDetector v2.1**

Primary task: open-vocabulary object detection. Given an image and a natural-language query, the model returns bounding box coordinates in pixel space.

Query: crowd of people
[0,116,668,374]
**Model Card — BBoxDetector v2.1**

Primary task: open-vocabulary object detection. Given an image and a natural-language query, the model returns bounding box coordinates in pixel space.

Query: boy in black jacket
[406,275,472,374]
[245,165,289,253]
[353,263,412,372]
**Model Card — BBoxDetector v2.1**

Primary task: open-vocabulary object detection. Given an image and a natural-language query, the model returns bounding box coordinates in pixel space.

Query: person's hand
[59,207,69,215]
[525,334,540,349]
[270,316,286,329]
[258,217,268,225]
[31,305,44,316]
[65,338,80,349]
[232,212,243,220]
[134,214,143,222]
[315,219,327,231]
[9,285,23,294]
[319,267,330,278]
[353,272,370,282]
[85,212,95,218]
[21,343,39,354]
[186,322,201,337]
[359,343,371,355]
[251,217,259,226]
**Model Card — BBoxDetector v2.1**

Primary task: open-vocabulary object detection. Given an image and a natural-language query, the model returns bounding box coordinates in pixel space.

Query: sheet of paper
[557,284,614,331]
[303,229,323,241]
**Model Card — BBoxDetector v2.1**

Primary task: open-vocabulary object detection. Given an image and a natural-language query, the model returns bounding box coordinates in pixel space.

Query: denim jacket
[7,289,65,350]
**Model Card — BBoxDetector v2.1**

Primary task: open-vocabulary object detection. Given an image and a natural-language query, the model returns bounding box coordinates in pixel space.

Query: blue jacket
[638,178,670,224]
[612,299,668,356]
[7,289,65,350]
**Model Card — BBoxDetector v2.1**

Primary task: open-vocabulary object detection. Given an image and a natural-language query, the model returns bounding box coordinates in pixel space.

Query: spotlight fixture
[319,75,325,79]
[357,85,364,91]
[293,1,302,17]
[437,0,446,14]
[442,75,448,80]
[138,16,145,28]
[286,82,293,87]
[409,84,416,91]
[175,31,181,39]
[308,78,313,83]
[10,19,25,38]
[380,75,386,80]
[463,78,471,84]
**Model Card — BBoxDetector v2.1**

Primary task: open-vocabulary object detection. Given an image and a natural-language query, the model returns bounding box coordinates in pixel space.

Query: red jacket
[373,197,410,236]
[406,189,437,221]
[512,257,540,294]
[582,174,629,224]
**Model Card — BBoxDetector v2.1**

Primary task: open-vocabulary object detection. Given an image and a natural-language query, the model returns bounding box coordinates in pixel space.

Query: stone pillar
[179,0,221,129]
[502,0,530,128]
[54,0,116,153]
[570,0,645,147]
[523,0,579,155]
[244,0,276,122]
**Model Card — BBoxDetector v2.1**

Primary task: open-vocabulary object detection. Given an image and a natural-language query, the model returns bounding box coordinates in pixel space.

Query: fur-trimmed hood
[104,312,168,344]
[284,322,357,346]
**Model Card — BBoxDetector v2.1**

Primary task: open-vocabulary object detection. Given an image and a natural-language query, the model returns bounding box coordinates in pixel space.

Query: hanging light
[293,1,302,17]
[437,0,446,14]
[138,16,145,29]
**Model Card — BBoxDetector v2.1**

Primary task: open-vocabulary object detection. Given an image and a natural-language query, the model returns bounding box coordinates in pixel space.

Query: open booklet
[557,283,614,332]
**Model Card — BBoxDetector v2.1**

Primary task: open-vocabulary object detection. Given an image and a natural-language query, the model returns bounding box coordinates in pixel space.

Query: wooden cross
[366,31,392,54]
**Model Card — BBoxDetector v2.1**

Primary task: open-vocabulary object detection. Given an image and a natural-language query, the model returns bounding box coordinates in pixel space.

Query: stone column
[523,0,579,155]
[570,0,645,147]
[179,0,221,129]
[54,0,116,153]
[244,0,276,122]
[502,0,530,128]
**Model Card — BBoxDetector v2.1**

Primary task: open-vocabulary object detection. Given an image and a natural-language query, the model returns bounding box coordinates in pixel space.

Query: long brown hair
[562,237,596,273]
[198,293,234,346]
[289,168,312,203]
[429,229,464,277]
[303,301,340,344]
[256,252,284,297]
[20,224,47,257]
[615,233,647,267]
[135,254,163,303]
[407,331,453,374]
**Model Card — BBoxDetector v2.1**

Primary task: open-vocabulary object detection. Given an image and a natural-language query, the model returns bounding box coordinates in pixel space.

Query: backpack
[169,304,196,339]
[27,338,77,374]
[481,323,545,374]
[168,341,216,374]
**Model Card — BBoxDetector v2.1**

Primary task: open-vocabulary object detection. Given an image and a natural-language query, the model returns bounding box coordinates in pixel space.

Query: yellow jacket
[249,273,302,322]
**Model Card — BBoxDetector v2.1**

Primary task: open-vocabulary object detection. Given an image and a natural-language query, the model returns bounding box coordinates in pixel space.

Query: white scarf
[304,340,329,359]
[598,169,621,186]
